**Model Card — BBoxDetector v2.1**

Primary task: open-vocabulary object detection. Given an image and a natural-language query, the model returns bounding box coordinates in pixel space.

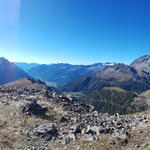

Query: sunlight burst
[0,0,21,67]
[7,0,21,25]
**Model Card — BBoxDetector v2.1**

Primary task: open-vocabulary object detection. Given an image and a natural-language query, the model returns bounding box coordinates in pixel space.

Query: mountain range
[16,62,115,87]
[1,55,150,114]
[14,55,150,92]
[62,62,150,93]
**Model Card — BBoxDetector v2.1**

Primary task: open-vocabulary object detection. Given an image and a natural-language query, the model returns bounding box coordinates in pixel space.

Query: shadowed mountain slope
[0,57,31,85]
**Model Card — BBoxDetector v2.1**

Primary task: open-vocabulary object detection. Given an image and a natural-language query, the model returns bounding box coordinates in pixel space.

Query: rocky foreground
[0,78,150,150]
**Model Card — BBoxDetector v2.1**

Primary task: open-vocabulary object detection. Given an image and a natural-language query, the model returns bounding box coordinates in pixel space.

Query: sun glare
[0,0,21,52]
[7,0,21,25]
[0,0,21,29]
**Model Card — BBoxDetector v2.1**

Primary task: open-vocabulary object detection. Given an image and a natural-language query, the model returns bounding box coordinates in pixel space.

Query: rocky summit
[0,78,150,150]
[131,55,150,73]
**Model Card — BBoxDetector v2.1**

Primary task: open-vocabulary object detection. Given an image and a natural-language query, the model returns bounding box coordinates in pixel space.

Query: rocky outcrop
[131,55,150,73]
[21,100,48,116]
[34,123,58,141]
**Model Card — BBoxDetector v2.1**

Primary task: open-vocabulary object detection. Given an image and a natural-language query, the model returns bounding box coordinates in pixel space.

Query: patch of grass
[0,129,15,149]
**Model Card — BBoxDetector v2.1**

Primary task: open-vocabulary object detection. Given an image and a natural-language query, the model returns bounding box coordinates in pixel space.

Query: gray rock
[86,126,100,135]
[34,123,58,141]
[24,146,34,150]
[61,137,68,145]
[22,101,47,116]
[60,116,68,123]
[84,134,99,142]
[70,124,82,134]
[68,133,76,141]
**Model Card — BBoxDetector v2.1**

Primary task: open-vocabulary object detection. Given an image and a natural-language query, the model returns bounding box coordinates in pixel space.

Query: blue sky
[0,0,150,64]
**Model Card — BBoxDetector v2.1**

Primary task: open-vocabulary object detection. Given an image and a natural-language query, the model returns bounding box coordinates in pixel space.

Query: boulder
[22,101,47,116]
[60,116,68,123]
[86,125,99,135]
[70,124,82,134]
[34,123,58,141]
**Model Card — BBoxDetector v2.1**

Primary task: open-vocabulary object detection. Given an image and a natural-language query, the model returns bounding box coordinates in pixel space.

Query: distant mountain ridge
[14,55,150,93]
[0,57,31,85]
[96,63,149,81]
[15,62,40,72]
[26,62,115,87]
[62,63,150,93]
